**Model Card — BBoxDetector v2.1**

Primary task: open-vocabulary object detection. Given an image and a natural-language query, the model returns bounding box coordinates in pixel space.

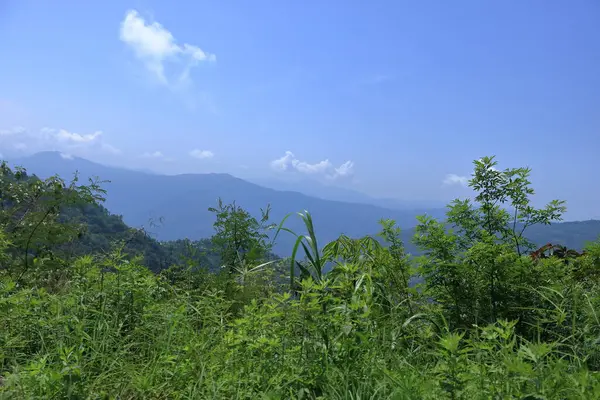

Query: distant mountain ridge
[249,177,448,211]
[7,152,449,256]
[6,152,600,256]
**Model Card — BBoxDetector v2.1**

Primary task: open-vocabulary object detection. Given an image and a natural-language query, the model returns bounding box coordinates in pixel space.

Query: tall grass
[1,212,600,399]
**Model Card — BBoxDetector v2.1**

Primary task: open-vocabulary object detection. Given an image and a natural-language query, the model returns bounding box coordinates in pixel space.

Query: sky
[0,1,599,219]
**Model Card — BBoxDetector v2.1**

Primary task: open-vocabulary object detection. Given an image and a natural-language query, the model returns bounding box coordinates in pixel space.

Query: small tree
[451,156,566,255]
[413,156,567,328]
[208,198,274,276]
[0,161,106,281]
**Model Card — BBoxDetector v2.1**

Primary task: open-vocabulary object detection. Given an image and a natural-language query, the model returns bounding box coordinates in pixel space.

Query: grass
[2,153,600,398]
[1,210,600,399]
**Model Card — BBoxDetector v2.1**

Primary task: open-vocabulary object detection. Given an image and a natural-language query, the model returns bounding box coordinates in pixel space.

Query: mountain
[8,152,448,256]
[250,177,448,213]
[63,202,174,272]
[0,158,174,272]
[7,152,600,257]
[520,220,600,250]
[397,220,600,256]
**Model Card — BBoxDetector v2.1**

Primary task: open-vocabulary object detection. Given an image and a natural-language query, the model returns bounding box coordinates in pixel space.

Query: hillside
[0,161,174,272]
[9,152,450,256]
[3,154,600,398]
[250,177,448,212]
[8,152,600,256]
[62,203,174,272]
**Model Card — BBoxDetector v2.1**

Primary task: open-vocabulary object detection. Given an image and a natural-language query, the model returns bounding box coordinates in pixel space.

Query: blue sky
[0,1,599,219]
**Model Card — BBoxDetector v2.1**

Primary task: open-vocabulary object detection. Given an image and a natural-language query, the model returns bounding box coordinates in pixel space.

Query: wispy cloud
[271,151,355,180]
[42,127,120,154]
[443,174,469,187]
[141,151,165,158]
[101,143,122,155]
[49,128,102,144]
[0,126,120,157]
[119,9,216,90]
[0,126,26,136]
[189,149,214,159]
[141,151,164,158]
[332,161,355,179]
[140,151,175,162]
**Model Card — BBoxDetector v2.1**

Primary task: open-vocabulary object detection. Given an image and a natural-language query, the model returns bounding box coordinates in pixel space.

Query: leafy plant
[1,157,600,399]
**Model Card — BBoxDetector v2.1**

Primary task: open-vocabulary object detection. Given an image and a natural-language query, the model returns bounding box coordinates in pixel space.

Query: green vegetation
[1,157,600,399]
[13,151,600,257]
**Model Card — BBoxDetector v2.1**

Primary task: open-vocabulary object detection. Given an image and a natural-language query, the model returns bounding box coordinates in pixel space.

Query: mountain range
[6,151,600,256]
[249,177,448,211]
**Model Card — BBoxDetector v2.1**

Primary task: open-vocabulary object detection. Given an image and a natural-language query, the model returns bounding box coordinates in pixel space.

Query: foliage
[209,198,275,274]
[160,238,217,271]
[1,157,600,399]
[0,161,178,276]
[0,161,105,282]
[413,156,571,331]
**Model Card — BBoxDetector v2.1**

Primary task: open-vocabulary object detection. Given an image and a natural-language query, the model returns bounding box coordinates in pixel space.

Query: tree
[454,156,566,255]
[208,198,275,276]
[0,162,106,281]
[413,156,567,328]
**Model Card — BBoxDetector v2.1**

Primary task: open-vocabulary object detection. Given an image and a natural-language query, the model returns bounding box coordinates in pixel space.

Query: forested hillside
[8,152,450,255]
[10,152,600,256]
[1,156,600,398]
[0,162,255,274]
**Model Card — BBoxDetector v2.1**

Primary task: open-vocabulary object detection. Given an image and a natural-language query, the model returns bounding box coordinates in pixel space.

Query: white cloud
[329,160,355,180]
[101,143,122,155]
[0,126,26,136]
[140,151,175,162]
[0,126,120,157]
[189,149,214,159]
[270,151,296,172]
[270,151,355,180]
[443,174,469,187]
[60,153,74,160]
[120,9,215,89]
[54,129,102,143]
[294,159,332,174]
[142,151,165,158]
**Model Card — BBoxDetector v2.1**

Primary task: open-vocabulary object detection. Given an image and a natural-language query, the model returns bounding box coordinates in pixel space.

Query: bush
[1,157,599,399]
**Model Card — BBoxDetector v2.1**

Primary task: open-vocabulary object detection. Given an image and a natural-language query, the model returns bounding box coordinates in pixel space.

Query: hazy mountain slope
[251,177,447,213]
[9,152,600,257]
[397,220,600,256]
[9,152,446,255]
[64,203,173,272]
[521,220,600,250]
